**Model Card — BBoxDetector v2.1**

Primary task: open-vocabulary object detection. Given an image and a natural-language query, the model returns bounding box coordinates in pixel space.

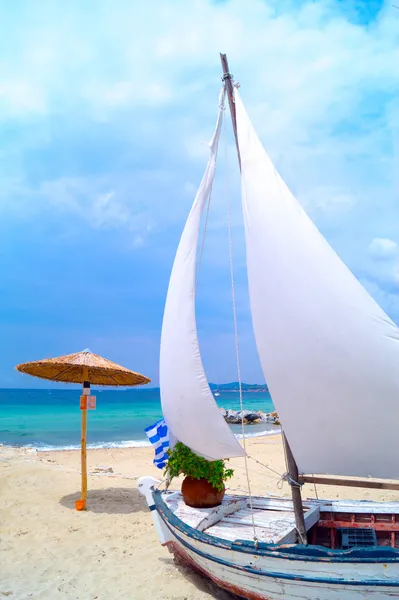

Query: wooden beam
[318,519,399,532]
[283,433,308,545]
[298,474,399,491]
[195,498,248,532]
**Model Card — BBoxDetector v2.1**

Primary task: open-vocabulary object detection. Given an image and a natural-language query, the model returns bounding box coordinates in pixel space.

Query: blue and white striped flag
[145,418,170,469]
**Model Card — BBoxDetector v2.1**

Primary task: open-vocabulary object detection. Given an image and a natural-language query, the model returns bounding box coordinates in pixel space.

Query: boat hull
[163,511,399,599]
[137,478,399,600]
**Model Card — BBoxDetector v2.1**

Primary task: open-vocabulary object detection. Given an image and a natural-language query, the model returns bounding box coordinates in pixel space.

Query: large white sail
[235,90,399,480]
[160,92,245,461]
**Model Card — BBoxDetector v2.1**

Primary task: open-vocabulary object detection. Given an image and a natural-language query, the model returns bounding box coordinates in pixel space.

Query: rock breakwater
[220,408,280,426]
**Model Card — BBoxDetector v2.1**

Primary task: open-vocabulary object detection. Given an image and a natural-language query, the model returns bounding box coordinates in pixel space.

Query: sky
[0,0,398,388]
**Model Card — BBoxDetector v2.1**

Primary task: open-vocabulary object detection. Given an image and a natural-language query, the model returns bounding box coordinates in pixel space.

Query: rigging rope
[247,455,284,479]
[224,103,258,546]
[312,475,319,500]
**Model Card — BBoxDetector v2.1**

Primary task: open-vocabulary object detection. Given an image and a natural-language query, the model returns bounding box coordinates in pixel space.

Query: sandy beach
[2,434,398,600]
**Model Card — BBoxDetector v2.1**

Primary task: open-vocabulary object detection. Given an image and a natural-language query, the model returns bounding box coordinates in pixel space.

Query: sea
[0,388,275,451]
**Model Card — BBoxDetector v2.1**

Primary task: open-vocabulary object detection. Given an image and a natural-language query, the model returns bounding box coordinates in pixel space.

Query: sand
[1,435,397,600]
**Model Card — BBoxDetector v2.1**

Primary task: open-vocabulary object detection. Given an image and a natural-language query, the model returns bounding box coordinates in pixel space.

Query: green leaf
[164,442,234,491]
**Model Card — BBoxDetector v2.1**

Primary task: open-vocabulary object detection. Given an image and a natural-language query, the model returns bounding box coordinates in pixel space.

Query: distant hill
[209,382,269,392]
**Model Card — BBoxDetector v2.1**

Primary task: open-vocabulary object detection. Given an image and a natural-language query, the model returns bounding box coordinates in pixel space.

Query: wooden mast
[219,54,241,170]
[220,52,307,545]
[283,433,308,545]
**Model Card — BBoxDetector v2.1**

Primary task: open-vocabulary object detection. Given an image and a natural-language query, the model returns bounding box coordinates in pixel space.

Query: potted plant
[165,442,234,508]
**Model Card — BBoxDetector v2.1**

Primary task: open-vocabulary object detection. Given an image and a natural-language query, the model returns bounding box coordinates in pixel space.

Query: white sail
[160,92,245,461]
[235,90,399,480]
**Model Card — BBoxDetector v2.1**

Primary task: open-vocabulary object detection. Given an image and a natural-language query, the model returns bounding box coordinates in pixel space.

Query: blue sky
[1,0,398,388]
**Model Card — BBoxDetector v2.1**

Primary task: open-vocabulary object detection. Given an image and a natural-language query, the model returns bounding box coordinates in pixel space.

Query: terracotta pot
[181,476,225,508]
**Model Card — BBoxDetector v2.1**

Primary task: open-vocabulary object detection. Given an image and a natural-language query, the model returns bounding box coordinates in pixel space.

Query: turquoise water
[0,388,274,450]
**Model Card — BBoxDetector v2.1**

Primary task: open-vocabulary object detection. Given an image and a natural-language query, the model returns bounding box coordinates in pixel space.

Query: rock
[244,413,262,423]
[221,408,280,425]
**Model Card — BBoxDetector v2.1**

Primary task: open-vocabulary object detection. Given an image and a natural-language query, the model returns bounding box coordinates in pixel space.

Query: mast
[220,52,307,545]
[219,54,241,170]
[283,433,308,545]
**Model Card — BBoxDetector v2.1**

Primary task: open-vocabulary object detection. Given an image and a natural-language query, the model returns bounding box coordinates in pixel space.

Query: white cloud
[1,176,155,245]
[1,0,398,270]
[1,1,398,121]
[368,237,398,259]
[0,81,46,115]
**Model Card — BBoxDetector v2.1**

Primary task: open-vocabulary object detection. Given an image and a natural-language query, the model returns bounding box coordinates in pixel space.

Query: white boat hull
[164,517,399,600]
[138,478,399,600]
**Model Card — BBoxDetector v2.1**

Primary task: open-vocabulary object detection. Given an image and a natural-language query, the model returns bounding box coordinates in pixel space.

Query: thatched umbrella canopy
[16,349,150,511]
[16,349,151,386]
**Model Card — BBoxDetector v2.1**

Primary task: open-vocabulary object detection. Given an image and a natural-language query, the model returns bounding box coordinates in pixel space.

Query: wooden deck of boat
[162,491,399,548]
[163,492,320,544]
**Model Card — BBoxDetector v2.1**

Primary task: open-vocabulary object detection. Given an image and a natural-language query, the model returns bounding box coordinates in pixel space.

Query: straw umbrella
[16,349,150,510]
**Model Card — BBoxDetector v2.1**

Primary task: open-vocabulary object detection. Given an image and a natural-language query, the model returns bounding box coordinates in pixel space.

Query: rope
[312,474,319,500]
[224,111,258,547]
[277,472,304,490]
[247,455,284,479]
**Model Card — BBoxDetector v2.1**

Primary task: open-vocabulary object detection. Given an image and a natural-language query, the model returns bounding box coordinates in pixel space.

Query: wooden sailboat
[138,55,399,599]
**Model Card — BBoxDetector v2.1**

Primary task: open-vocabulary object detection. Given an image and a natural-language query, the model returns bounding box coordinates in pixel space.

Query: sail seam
[195,181,213,293]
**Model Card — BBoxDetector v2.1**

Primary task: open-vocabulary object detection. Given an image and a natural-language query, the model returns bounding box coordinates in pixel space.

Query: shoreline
[1,425,281,453]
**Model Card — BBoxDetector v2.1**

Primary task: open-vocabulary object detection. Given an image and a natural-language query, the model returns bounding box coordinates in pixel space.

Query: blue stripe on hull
[163,517,399,588]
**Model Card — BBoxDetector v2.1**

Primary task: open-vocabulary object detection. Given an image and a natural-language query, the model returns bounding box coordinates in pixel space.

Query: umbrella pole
[81,400,87,507]
[81,368,89,510]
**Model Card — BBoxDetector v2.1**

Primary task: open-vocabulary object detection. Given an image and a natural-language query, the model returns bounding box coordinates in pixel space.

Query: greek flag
[145,418,170,469]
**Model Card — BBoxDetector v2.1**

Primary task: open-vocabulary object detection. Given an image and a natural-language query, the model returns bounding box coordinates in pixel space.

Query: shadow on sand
[59,487,148,514]
[159,556,243,600]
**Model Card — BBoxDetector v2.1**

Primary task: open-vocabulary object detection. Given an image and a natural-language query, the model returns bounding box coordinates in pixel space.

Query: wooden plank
[222,509,296,529]
[205,506,321,546]
[206,523,263,542]
[250,498,314,512]
[275,508,320,545]
[195,499,247,532]
[299,474,399,491]
[318,519,399,532]
[303,506,321,532]
[274,527,297,545]
[315,499,399,514]
[206,521,294,544]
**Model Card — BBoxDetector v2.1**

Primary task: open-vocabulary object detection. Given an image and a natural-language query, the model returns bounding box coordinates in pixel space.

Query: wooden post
[220,53,241,170]
[283,433,308,545]
[80,367,89,510]
[81,402,87,507]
